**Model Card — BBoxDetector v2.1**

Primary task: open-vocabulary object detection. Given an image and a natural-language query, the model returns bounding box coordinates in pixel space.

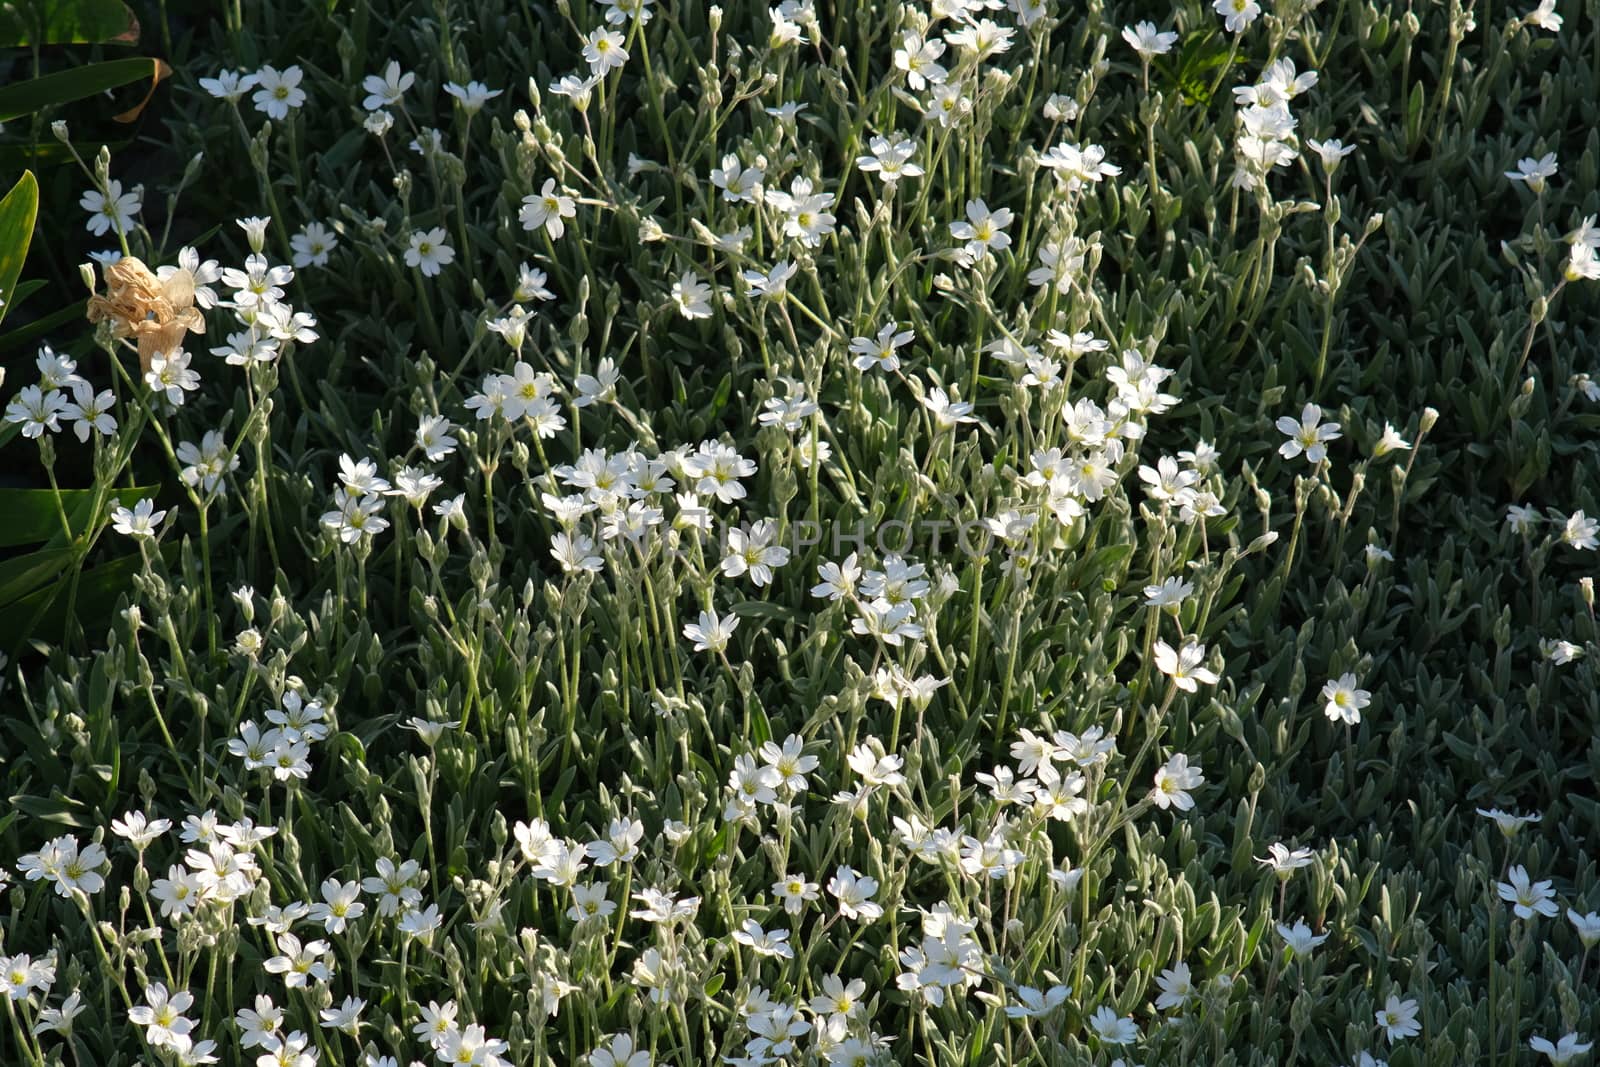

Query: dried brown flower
[85,256,205,373]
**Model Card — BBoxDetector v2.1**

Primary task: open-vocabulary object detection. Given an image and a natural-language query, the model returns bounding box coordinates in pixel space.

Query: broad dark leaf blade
[0,170,37,329]
[0,0,140,46]
[0,57,171,124]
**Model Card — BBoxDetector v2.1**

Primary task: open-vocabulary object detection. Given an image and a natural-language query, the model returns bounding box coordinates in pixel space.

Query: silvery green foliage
[2,0,1599,1064]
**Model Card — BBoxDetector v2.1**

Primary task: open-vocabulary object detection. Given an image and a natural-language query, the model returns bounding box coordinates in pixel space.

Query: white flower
[1121,21,1177,57]
[1476,807,1542,836]
[127,983,195,1048]
[308,878,366,934]
[1039,142,1125,197]
[416,415,457,461]
[765,175,836,247]
[262,933,332,989]
[741,260,798,299]
[404,228,455,277]
[443,80,503,113]
[1276,919,1330,956]
[1567,244,1600,282]
[1561,510,1598,549]
[290,221,339,268]
[1276,403,1343,464]
[1320,673,1370,724]
[79,180,140,237]
[1531,1034,1593,1067]
[145,350,201,406]
[710,154,763,202]
[683,609,737,653]
[1151,753,1204,811]
[398,904,442,941]
[1373,422,1411,457]
[1542,637,1584,664]
[1507,152,1559,193]
[583,27,629,72]
[574,359,621,408]
[826,866,883,922]
[949,198,1013,261]
[549,72,600,108]
[1005,984,1070,1018]
[1087,1005,1139,1045]
[1308,137,1358,171]
[250,64,306,118]
[1214,0,1262,33]
[1524,0,1562,30]
[849,322,914,372]
[894,32,947,90]
[720,520,790,587]
[1144,577,1194,611]
[1153,639,1219,692]
[361,61,413,110]
[732,919,793,959]
[199,69,257,102]
[1375,995,1420,1043]
[672,273,712,318]
[111,810,172,849]
[1153,963,1193,1011]
[5,385,68,438]
[589,1032,651,1067]
[856,134,923,185]
[319,996,366,1035]
[1569,909,1600,948]
[112,498,167,539]
[921,387,978,429]
[1257,843,1316,877]
[520,179,577,238]
[1497,865,1559,919]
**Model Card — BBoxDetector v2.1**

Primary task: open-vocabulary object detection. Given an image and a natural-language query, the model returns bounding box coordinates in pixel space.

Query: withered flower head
[85,256,205,373]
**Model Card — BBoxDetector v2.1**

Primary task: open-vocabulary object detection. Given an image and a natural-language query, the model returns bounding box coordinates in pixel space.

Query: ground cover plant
[2,0,1600,1062]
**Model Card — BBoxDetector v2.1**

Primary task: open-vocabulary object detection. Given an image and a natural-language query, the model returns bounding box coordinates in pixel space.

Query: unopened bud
[1248,531,1280,554]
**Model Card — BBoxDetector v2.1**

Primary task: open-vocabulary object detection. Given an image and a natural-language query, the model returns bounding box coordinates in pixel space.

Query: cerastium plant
[2,0,1599,1064]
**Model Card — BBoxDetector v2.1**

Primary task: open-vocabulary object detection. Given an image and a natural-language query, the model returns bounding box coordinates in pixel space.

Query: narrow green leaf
[0,485,158,548]
[0,549,137,651]
[0,56,171,124]
[0,138,133,172]
[0,298,85,354]
[5,277,44,306]
[0,546,74,605]
[0,170,38,329]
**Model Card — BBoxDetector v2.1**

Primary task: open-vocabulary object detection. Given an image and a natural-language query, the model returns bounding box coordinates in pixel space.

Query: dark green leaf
[0,485,158,548]
[0,170,37,329]
[0,0,140,46]
[0,56,171,124]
